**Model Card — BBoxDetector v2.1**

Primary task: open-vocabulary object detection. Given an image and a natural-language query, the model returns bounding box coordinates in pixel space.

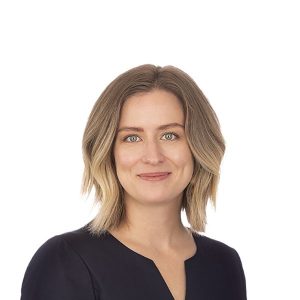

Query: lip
[138,172,171,181]
[138,172,171,176]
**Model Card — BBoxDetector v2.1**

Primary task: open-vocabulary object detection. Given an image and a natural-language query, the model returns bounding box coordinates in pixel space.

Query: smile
[138,173,171,181]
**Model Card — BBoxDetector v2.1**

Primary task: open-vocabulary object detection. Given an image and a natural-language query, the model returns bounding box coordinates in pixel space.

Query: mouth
[138,172,171,181]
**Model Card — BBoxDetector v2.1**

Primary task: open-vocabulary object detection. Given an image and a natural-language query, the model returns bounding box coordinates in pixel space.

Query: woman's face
[113,89,194,206]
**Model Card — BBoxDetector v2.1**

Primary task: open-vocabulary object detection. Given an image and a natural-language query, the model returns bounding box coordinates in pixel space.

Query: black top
[21,224,247,300]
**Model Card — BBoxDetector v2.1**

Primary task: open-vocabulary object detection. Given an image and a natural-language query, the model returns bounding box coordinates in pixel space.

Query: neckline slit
[106,228,199,264]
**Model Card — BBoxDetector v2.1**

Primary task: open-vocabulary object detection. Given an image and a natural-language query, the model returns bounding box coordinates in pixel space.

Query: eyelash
[122,132,180,143]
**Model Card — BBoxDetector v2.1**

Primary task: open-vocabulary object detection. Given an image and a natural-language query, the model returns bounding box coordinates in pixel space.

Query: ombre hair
[81,64,226,236]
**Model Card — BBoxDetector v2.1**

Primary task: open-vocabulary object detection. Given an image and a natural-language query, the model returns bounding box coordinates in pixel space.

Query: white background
[1,0,299,299]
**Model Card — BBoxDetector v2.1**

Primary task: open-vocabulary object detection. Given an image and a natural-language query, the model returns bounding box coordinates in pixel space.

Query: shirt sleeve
[21,235,96,300]
[231,248,247,299]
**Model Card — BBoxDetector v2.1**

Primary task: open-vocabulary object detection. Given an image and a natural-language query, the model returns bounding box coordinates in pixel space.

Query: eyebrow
[117,122,184,133]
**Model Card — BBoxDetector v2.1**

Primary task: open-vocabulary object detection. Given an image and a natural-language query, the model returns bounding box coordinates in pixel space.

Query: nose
[141,140,165,164]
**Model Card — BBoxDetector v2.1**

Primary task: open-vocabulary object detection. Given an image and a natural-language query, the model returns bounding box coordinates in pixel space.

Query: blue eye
[124,135,140,143]
[123,132,179,143]
[163,132,179,140]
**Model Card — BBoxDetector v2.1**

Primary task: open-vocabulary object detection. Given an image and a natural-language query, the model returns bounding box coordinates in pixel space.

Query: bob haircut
[81,64,226,236]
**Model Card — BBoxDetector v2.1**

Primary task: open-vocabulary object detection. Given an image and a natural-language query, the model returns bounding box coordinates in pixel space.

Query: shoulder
[191,233,247,298]
[193,232,246,278]
[194,232,242,261]
[23,223,107,269]
[21,224,99,299]
[24,224,93,264]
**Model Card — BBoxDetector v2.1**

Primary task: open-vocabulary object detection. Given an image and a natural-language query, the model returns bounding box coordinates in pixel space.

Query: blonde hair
[81,64,226,236]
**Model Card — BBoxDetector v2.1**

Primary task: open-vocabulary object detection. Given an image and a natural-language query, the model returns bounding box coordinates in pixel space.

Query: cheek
[178,148,194,179]
[114,147,137,169]
[171,145,193,164]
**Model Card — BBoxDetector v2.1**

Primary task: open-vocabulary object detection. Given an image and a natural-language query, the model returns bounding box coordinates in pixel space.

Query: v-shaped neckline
[106,228,199,263]
[106,229,200,300]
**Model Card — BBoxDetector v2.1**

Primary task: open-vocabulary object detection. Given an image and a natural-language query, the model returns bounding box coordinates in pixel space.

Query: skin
[112,89,194,253]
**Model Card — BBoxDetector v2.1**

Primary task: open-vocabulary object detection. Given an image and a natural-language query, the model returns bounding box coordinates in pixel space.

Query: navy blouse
[21,224,247,299]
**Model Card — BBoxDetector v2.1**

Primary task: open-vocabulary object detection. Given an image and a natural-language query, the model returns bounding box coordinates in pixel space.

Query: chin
[134,193,180,204]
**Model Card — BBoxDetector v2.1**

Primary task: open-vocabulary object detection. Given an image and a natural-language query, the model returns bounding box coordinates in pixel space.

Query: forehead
[118,89,184,126]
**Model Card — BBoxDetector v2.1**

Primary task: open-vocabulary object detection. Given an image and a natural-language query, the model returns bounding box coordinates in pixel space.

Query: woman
[21,64,247,299]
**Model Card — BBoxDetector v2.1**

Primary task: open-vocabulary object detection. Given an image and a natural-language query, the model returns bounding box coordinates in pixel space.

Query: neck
[115,193,190,251]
